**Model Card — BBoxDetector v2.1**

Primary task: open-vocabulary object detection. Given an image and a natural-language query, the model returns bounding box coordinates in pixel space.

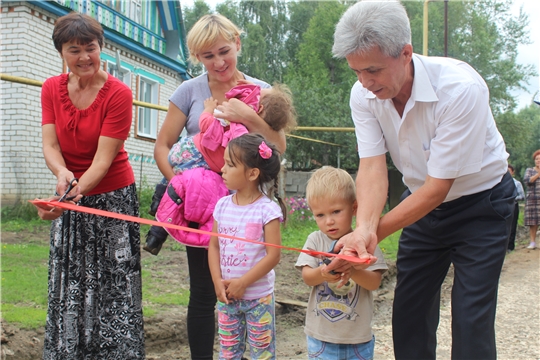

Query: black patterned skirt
[43,183,145,360]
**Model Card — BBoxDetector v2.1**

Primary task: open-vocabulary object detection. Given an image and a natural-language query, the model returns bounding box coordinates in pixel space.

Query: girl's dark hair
[52,12,104,53]
[227,133,287,222]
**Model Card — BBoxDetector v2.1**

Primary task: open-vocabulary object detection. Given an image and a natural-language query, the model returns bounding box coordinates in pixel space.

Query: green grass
[141,269,190,306]
[1,304,48,329]
[1,219,51,233]
[379,232,400,261]
[1,202,50,232]
[0,241,192,329]
[1,244,49,329]
[518,204,525,226]
[281,211,400,260]
[281,218,320,252]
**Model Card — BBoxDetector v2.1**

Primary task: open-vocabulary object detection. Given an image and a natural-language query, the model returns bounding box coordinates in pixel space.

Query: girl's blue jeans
[217,293,276,360]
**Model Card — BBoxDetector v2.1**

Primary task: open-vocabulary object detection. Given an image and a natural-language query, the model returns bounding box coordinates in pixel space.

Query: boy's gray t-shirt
[169,73,271,137]
[295,231,388,344]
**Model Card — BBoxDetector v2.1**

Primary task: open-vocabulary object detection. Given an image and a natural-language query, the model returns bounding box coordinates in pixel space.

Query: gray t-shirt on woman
[169,73,271,137]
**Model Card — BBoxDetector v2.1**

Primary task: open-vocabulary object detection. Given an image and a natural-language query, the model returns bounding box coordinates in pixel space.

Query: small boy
[295,166,387,359]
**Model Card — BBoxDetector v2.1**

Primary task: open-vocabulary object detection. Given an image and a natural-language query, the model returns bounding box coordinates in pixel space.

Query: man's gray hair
[332,0,411,59]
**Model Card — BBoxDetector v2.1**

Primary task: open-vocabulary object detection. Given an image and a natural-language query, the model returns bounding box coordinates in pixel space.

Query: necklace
[234,192,263,206]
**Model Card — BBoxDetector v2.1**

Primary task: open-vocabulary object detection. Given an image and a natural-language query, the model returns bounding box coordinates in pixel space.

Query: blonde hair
[260,83,297,134]
[186,14,244,64]
[306,166,356,207]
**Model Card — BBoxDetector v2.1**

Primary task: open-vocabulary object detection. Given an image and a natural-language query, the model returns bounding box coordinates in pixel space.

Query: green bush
[1,201,40,221]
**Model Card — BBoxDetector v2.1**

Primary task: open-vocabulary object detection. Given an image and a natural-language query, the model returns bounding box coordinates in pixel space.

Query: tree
[501,104,540,179]
[406,0,536,115]
[181,0,212,76]
[179,0,537,172]
[284,1,358,170]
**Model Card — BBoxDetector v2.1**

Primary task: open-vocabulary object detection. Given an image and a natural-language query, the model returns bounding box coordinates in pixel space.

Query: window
[129,0,141,23]
[137,76,158,139]
[106,61,131,87]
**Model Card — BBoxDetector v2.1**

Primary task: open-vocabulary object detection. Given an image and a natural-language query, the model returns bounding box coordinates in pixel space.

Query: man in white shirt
[327,1,516,359]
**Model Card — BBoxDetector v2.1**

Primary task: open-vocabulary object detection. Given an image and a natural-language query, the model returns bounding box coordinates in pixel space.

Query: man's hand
[326,228,378,272]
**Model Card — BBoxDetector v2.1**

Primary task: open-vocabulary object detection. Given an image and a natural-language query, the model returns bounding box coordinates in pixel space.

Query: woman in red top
[33,12,144,359]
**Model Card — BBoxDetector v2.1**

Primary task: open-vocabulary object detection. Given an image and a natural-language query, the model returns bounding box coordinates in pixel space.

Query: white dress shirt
[350,54,508,202]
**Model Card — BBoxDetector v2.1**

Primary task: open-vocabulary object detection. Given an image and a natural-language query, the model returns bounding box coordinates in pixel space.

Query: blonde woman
[151,14,286,359]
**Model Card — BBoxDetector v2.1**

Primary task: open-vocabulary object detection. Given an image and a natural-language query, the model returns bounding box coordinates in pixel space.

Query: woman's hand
[215,98,255,126]
[33,196,64,220]
[216,98,286,152]
[54,167,76,196]
[32,195,82,220]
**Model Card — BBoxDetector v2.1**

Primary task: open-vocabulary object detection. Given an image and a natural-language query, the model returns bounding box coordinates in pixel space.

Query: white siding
[1,2,183,205]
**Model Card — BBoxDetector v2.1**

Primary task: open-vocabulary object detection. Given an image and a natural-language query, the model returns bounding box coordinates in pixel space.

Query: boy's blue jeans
[307,335,375,360]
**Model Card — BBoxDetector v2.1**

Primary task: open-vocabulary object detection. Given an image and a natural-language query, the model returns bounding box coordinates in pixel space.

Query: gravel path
[372,245,540,359]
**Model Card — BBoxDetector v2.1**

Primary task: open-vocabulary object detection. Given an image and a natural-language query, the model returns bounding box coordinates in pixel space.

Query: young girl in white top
[208,133,287,359]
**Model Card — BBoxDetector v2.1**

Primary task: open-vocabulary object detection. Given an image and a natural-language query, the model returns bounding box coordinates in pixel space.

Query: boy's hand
[320,265,342,283]
[222,278,247,300]
[335,268,353,288]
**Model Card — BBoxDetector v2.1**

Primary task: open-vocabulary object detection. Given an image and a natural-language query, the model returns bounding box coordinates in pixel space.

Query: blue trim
[100,53,135,72]
[34,0,189,80]
[156,1,178,31]
[135,69,165,84]
[104,30,187,78]
[92,1,166,42]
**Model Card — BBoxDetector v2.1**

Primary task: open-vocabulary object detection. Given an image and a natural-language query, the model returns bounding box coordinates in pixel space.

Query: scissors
[56,178,79,203]
[307,240,339,275]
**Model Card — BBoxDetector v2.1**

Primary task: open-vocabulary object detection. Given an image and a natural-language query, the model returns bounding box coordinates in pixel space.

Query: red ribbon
[30,200,368,264]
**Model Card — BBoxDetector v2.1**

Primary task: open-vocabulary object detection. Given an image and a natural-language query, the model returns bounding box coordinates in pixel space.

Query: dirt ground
[1,226,539,359]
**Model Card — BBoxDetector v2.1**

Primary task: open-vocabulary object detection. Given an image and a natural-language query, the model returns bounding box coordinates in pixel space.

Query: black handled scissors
[307,240,339,275]
[57,178,79,203]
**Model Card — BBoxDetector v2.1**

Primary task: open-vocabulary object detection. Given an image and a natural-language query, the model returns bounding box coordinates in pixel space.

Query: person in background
[328,1,515,359]
[150,14,286,359]
[507,164,525,252]
[145,80,295,255]
[208,134,286,359]
[32,12,144,359]
[523,149,540,249]
[295,166,387,360]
